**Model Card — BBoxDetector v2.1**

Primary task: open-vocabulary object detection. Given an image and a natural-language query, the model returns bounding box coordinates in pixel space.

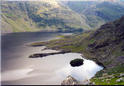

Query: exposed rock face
[116,78,124,82]
[61,75,79,85]
[87,16,124,68]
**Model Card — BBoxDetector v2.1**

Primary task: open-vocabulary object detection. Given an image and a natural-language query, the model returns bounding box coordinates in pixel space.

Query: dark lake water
[1,32,103,85]
[1,32,64,71]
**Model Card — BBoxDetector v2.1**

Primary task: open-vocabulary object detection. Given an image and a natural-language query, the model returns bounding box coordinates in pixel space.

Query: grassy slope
[66,1,124,29]
[1,1,90,33]
[30,16,124,85]
[1,1,40,33]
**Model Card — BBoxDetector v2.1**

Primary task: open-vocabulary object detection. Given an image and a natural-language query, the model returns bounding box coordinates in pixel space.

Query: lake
[1,32,103,85]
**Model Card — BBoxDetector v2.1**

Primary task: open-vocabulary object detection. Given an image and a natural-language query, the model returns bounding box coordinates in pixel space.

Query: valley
[1,0,124,85]
[2,0,124,33]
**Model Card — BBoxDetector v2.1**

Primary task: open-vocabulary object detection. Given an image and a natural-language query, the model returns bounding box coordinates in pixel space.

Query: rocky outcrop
[116,78,124,82]
[61,75,79,85]
[86,16,124,68]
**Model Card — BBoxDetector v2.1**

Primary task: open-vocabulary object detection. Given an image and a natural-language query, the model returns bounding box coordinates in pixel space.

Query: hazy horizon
[3,0,124,2]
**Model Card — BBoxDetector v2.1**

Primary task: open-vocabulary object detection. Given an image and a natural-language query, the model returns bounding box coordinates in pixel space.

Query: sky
[3,0,124,1]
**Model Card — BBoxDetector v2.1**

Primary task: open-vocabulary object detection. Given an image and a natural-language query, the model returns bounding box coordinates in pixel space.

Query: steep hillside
[1,1,90,33]
[86,16,124,67]
[87,15,124,85]
[1,1,38,33]
[65,1,124,29]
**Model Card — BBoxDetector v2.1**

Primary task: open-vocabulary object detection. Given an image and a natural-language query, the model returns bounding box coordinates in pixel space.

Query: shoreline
[29,41,105,69]
[28,42,105,85]
[27,46,103,85]
[1,30,81,36]
[29,50,71,58]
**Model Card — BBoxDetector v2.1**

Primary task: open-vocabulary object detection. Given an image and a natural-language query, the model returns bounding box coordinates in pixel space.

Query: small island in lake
[70,58,84,67]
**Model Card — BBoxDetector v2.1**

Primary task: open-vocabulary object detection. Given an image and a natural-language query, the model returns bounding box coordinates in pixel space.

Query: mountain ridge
[65,1,124,29]
[1,1,91,33]
[2,1,124,33]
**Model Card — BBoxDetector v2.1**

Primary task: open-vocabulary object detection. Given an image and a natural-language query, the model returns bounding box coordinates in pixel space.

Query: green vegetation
[1,1,124,84]
[96,2,124,21]
[1,1,90,33]
[91,64,124,85]
[2,1,124,33]
[30,16,124,85]
[66,1,124,29]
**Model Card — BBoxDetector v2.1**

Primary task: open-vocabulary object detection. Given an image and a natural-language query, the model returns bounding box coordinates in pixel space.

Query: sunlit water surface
[1,32,103,85]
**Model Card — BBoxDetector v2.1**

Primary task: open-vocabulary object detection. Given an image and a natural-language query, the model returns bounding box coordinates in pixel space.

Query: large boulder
[61,75,79,85]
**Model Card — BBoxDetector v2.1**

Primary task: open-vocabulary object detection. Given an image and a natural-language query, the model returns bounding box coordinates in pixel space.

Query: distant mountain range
[1,0,124,33]
[64,1,124,28]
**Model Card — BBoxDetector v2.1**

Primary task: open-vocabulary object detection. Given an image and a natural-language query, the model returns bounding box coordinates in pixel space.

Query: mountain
[65,1,124,29]
[86,15,124,66]
[1,1,90,33]
[86,15,124,85]
[2,1,124,33]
